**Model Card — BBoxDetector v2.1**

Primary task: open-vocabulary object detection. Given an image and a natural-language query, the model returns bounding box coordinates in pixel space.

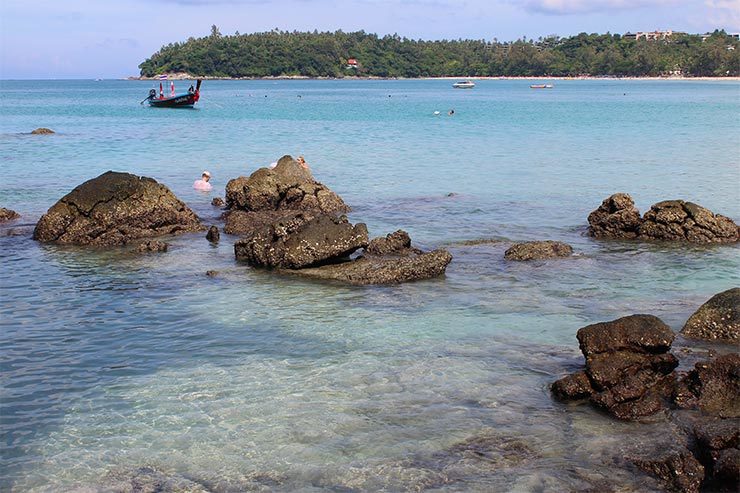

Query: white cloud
[522,0,680,14]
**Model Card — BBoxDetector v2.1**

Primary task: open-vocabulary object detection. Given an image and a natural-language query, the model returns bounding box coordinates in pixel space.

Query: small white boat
[452,81,475,89]
[530,84,554,89]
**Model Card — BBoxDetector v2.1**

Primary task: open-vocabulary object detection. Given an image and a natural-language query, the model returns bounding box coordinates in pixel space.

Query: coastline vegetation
[139,27,740,78]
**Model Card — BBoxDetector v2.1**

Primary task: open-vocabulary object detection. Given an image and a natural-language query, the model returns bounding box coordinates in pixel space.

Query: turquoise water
[1,79,739,491]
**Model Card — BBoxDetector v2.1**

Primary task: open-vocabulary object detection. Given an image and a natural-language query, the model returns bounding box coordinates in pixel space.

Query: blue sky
[1,0,738,78]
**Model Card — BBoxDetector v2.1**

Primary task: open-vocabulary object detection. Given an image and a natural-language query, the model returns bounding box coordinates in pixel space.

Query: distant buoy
[433,111,441,115]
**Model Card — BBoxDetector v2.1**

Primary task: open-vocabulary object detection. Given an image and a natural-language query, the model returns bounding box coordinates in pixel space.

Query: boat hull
[148,93,197,108]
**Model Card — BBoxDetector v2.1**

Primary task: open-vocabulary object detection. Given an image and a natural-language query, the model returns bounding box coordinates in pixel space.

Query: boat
[452,81,475,89]
[530,84,554,89]
[145,80,201,108]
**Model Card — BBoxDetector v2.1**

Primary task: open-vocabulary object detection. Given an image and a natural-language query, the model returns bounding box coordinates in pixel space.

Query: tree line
[139,28,740,78]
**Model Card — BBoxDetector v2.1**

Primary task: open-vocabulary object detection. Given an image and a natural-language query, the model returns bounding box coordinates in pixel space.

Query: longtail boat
[145,80,202,108]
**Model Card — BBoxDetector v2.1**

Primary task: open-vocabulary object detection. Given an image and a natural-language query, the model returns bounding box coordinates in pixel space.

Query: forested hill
[139,27,740,78]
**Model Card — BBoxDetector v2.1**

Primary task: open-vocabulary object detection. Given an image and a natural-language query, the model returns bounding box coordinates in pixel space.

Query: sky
[0,0,738,79]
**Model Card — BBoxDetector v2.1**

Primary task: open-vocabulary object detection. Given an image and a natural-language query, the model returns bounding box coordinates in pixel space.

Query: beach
[1,78,739,491]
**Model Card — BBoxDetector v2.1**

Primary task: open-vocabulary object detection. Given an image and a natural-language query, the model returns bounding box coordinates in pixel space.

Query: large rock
[234,212,368,269]
[503,240,573,261]
[587,193,642,239]
[638,200,739,243]
[0,208,20,222]
[692,419,740,491]
[225,155,349,214]
[681,288,740,343]
[34,171,203,246]
[552,315,679,420]
[674,353,740,418]
[630,447,704,493]
[31,127,54,135]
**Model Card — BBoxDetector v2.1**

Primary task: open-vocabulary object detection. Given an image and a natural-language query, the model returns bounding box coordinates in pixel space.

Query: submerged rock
[552,314,679,420]
[211,197,225,207]
[638,200,739,244]
[206,225,220,243]
[587,193,642,239]
[101,466,210,493]
[136,240,168,253]
[0,208,20,222]
[504,240,573,261]
[30,127,55,135]
[234,212,368,269]
[630,447,704,493]
[34,171,203,246]
[674,353,740,418]
[681,288,739,343]
[225,155,349,214]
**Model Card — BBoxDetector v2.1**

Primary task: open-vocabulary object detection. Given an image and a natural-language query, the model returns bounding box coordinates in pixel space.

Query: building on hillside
[700,32,740,42]
[346,58,358,69]
[623,30,677,41]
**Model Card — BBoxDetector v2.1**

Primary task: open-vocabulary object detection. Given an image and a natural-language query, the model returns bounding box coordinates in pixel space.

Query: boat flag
[158,74,167,80]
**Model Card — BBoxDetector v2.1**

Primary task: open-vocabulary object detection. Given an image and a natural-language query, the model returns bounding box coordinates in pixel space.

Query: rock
[211,197,225,207]
[587,193,642,239]
[225,155,349,214]
[224,209,295,236]
[681,288,740,343]
[366,230,417,255]
[0,208,20,222]
[638,200,739,243]
[234,212,368,269]
[552,315,679,420]
[577,314,675,357]
[713,448,740,486]
[206,270,219,277]
[30,127,54,135]
[289,248,453,285]
[630,447,704,493]
[206,225,220,243]
[504,240,573,261]
[694,419,740,452]
[136,240,168,253]
[674,353,740,418]
[691,418,740,490]
[101,466,210,493]
[34,171,202,246]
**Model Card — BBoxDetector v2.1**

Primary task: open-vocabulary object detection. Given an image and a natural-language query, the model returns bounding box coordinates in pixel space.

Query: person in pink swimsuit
[193,171,212,191]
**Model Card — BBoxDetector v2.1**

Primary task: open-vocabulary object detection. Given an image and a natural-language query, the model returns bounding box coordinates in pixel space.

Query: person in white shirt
[193,171,212,191]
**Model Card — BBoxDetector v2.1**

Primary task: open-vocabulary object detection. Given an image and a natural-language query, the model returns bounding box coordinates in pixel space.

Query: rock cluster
[588,193,739,243]
[0,208,20,222]
[503,240,573,261]
[30,127,55,135]
[34,171,203,246]
[552,314,679,420]
[681,288,739,343]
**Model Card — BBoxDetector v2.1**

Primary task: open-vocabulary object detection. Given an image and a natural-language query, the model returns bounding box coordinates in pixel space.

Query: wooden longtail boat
[146,80,201,108]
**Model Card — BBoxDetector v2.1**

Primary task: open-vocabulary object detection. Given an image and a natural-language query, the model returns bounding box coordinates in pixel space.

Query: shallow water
[1,79,739,491]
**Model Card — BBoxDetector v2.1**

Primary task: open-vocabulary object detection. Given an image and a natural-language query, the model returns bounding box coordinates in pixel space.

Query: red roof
[347,59,358,65]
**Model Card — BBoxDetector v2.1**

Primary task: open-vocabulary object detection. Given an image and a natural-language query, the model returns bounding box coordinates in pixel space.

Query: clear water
[1,79,739,491]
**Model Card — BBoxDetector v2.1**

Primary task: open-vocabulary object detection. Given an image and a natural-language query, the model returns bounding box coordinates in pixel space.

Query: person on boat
[193,171,212,191]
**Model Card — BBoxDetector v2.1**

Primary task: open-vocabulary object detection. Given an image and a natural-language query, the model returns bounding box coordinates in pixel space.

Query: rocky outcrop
[674,353,740,418]
[552,314,679,420]
[366,230,418,255]
[503,240,573,261]
[587,193,642,239]
[588,193,739,243]
[681,288,739,343]
[136,240,168,253]
[34,171,203,246]
[0,208,20,222]
[225,155,349,214]
[234,212,368,269]
[630,447,704,493]
[30,127,55,135]
[206,225,220,243]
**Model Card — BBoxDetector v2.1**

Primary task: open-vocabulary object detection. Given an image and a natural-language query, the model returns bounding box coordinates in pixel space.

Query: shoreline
[130,74,740,82]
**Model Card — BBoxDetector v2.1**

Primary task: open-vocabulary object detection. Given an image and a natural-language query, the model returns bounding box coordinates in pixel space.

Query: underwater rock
[681,288,740,343]
[30,127,55,135]
[101,466,211,493]
[503,240,573,261]
[211,197,225,207]
[34,171,203,246]
[0,207,20,222]
[136,240,168,253]
[206,225,220,243]
[630,447,704,493]
[552,315,679,420]
[638,200,739,244]
[205,270,219,277]
[587,193,642,239]
[225,155,349,214]
[234,211,368,269]
[674,353,740,418]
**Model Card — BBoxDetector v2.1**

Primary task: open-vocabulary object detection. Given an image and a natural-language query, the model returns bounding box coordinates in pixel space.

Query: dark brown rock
[289,249,453,285]
[366,230,417,255]
[682,288,740,343]
[694,419,740,452]
[713,448,740,486]
[30,127,54,135]
[638,200,739,244]
[211,197,225,207]
[504,240,573,261]
[551,370,594,400]
[674,353,740,418]
[234,212,368,269]
[225,155,349,214]
[224,210,298,236]
[0,208,20,222]
[136,240,168,253]
[587,193,642,239]
[577,314,675,357]
[206,225,220,243]
[34,171,203,246]
[631,447,704,493]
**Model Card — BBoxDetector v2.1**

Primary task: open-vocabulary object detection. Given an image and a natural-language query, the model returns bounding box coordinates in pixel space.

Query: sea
[1,79,739,492]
